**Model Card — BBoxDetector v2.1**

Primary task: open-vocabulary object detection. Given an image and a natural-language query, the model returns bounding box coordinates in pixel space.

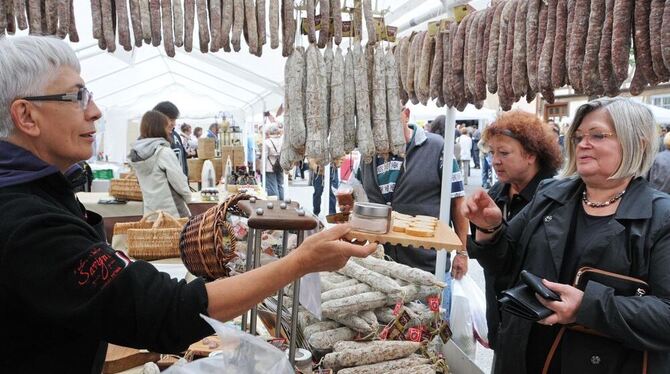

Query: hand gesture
[461,189,503,230]
[291,224,377,273]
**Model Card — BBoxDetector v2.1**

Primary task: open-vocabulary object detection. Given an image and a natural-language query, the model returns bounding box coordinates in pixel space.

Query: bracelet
[456,250,469,257]
[474,221,504,234]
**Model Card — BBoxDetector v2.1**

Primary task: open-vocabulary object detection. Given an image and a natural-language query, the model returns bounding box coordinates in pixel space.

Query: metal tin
[353,202,392,218]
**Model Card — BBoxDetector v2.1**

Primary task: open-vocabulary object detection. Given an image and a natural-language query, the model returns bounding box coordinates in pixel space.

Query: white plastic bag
[450,274,489,359]
[164,315,293,374]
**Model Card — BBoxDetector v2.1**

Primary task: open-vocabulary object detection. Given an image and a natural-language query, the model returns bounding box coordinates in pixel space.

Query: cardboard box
[233,146,246,166]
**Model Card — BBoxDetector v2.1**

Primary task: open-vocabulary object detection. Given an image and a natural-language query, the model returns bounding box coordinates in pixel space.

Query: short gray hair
[0,36,80,138]
[562,97,658,179]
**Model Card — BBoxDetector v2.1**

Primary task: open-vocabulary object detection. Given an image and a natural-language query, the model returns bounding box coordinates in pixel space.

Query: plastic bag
[450,274,489,358]
[164,315,293,374]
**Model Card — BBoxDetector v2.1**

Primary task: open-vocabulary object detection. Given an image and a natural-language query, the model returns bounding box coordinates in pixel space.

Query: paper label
[427,295,440,312]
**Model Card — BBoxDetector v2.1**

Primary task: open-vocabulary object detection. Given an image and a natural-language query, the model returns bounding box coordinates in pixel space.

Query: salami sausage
[305,45,328,164]
[599,0,620,96]
[582,0,605,96]
[318,0,330,48]
[257,0,266,49]
[281,0,295,57]
[173,0,184,48]
[101,0,116,52]
[184,0,195,52]
[45,0,57,34]
[551,0,567,88]
[14,0,27,30]
[232,0,244,52]
[443,22,456,108]
[117,0,133,51]
[496,1,513,108]
[568,0,590,93]
[482,7,494,90]
[465,12,480,98]
[353,44,375,163]
[67,0,78,42]
[430,32,444,101]
[453,15,469,109]
[539,0,556,102]
[161,0,176,56]
[353,0,362,40]
[209,0,222,52]
[196,0,210,53]
[487,2,505,94]
[286,49,307,152]
[221,0,233,51]
[27,0,42,34]
[0,0,6,34]
[663,0,670,71]
[414,32,429,105]
[5,0,15,34]
[399,36,410,93]
[513,2,528,98]
[504,1,518,102]
[332,0,342,45]
[371,44,390,158]
[535,1,548,92]
[140,0,152,44]
[363,0,376,44]
[149,0,162,47]
[56,0,70,39]
[330,46,346,163]
[630,30,648,96]
[269,0,279,49]
[650,0,669,81]
[281,50,301,169]
[564,0,575,82]
[418,33,434,101]
[129,0,144,47]
[405,33,419,103]
[633,0,657,85]
[306,0,317,43]
[385,49,405,158]
[324,45,334,131]
[344,47,357,154]
[397,48,410,106]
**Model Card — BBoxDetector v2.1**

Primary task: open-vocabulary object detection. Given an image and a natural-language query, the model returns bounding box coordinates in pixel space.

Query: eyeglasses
[571,131,615,144]
[21,87,94,111]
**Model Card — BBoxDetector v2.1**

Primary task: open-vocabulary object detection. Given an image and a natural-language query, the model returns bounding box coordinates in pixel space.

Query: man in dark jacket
[0,35,376,373]
[154,101,189,177]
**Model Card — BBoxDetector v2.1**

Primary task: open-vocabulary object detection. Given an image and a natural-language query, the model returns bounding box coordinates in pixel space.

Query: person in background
[153,101,188,177]
[456,127,472,184]
[129,111,191,218]
[479,138,493,189]
[264,125,284,200]
[179,123,197,158]
[549,120,565,155]
[658,125,668,152]
[469,110,563,355]
[246,125,256,172]
[206,123,220,149]
[0,35,377,373]
[648,132,670,194]
[465,97,670,373]
[312,163,339,216]
[471,124,481,169]
[346,109,470,281]
[190,126,202,157]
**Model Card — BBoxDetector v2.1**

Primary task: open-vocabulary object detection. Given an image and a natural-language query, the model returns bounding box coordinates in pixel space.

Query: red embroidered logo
[74,247,124,288]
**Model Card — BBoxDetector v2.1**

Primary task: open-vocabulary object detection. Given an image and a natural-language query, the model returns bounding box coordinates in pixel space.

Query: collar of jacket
[541,176,652,220]
[406,124,428,152]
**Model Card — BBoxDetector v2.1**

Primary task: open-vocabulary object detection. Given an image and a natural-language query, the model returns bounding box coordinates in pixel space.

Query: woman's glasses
[571,131,615,144]
[21,87,93,111]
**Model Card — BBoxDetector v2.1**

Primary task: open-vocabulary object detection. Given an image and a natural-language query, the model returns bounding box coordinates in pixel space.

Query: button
[255,208,264,216]
[544,216,553,222]
[590,355,601,365]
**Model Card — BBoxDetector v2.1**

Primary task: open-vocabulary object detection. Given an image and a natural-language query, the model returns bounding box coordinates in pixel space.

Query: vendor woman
[0,35,377,372]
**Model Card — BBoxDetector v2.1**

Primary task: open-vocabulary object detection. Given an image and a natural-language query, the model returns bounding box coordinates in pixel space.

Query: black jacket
[469,177,670,374]
[0,157,212,372]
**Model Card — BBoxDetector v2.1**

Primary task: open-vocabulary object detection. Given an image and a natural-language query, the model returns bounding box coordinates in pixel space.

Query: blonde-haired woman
[464,97,670,373]
[129,110,191,217]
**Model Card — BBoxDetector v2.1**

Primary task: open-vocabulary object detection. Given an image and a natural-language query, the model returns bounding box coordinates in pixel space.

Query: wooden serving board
[186,335,223,357]
[103,344,160,373]
[344,221,463,250]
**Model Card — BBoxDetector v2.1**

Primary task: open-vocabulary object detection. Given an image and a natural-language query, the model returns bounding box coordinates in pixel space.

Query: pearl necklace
[582,190,626,208]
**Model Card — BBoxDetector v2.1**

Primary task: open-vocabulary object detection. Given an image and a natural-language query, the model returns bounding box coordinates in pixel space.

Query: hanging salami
[318,0,331,48]
[371,44,390,159]
[353,44,375,163]
[101,0,116,52]
[173,0,184,48]
[286,48,307,153]
[487,2,505,94]
[209,0,222,52]
[140,0,153,44]
[343,48,357,154]
[599,0,620,96]
[129,0,143,47]
[385,49,405,158]
[551,0,567,89]
[184,0,195,52]
[332,0,342,45]
[330,46,346,164]
[512,2,528,99]
[161,0,176,56]
[305,45,329,165]
[538,0,557,102]
[281,0,295,57]
[650,0,669,81]
[582,0,605,96]
[269,0,279,49]
[430,32,444,101]
[232,0,244,52]
[568,0,590,93]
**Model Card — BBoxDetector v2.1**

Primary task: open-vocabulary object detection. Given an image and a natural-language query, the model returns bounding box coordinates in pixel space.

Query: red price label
[380,326,390,340]
[393,300,403,315]
[407,327,423,342]
[427,295,440,312]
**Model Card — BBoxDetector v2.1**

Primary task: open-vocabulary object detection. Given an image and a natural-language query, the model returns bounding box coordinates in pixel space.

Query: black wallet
[499,270,561,321]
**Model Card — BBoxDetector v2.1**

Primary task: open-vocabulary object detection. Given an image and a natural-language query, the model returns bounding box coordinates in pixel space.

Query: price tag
[393,300,404,315]
[380,326,391,340]
[407,327,424,342]
[427,295,440,312]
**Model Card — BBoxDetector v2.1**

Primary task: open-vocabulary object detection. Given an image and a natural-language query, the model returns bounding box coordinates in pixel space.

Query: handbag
[267,139,282,174]
[499,270,561,321]
[542,266,650,374]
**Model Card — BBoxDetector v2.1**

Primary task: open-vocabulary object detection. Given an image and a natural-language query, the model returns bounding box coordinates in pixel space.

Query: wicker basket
[179,193,249,280]
[113,211,188,236]
[109,173,143,201]
[128,212,186,260]
[198,138,216,160]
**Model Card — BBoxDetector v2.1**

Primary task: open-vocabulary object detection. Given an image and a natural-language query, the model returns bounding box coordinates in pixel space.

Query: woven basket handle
[139,211,162,223]
[154,211,185,228]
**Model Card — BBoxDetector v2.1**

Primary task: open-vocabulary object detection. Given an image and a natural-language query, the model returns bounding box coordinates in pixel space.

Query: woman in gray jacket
[464,98,670,373]
[129,111,191,217]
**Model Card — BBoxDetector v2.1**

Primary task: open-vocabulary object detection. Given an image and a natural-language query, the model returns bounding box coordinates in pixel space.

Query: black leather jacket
[469,177,670,374]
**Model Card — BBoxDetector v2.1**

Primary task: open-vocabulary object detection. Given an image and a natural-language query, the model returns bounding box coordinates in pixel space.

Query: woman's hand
[461,189,503,229]
[536,279,585,326]
[289,223,377,274]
